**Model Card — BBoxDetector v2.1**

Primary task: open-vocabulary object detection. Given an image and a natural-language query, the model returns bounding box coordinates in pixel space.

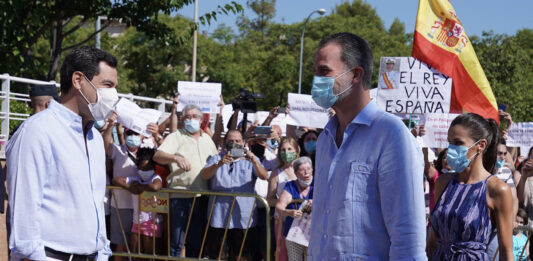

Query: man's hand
[128,181,143,195]
[245,149,256,162]
[174,155,192,171]
[171,94,179,113]
[219,152,233,166]
[146,122,158,137]
[268,106,280,120]
[107,112,117,124]
[303,199,312,213]
[418,124,426,136]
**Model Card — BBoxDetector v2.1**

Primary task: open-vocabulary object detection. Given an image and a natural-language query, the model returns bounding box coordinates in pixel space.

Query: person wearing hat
[378,58,399,89]
[29,84,59,115]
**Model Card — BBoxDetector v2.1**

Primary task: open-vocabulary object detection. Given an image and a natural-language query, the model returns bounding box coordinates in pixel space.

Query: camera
[232,88,264,113]
[230,148,246,158]
[253,126,271,135]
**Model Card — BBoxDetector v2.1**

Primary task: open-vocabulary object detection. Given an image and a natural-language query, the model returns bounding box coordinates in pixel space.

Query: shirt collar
[48,99,85,133]
[324,100,379,136]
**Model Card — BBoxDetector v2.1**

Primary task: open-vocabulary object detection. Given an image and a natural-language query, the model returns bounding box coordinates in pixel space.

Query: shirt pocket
[349,161,376,202]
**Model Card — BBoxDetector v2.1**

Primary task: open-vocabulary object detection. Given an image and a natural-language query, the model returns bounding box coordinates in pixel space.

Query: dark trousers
[169,196,208,257]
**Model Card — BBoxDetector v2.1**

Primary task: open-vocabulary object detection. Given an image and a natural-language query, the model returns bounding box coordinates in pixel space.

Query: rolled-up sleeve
[378,123,427,261]
[7,126,50,260]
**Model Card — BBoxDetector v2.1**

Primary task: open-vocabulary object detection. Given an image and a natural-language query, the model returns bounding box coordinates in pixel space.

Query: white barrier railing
[0,73,175,159]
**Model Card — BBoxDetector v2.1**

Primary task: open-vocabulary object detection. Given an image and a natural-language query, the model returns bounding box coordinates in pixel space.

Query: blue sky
[176,0,532,37]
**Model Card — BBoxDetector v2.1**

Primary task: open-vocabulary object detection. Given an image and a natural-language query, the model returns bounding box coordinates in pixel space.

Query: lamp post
[298,8,326,94]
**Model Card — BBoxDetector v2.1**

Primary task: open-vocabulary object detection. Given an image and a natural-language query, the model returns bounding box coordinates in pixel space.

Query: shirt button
[326,209,331,214]
[323,234,327,239]
[356,257,361,261]
[329,185,333,190]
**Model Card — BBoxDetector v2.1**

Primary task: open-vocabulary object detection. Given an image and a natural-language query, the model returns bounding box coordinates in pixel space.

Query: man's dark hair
[318,32,374,89]
[59,46,117,94]
[137,147,156,168]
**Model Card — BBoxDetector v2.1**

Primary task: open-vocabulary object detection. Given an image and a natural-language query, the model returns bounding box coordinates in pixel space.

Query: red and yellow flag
[412,0,498,122]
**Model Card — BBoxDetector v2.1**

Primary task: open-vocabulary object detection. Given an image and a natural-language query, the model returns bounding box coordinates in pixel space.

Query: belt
[44,247,98,261]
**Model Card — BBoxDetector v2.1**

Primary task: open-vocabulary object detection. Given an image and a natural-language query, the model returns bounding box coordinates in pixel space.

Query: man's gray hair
[182,104,203,119]
[317,32,374,90]
[293,156,313,173]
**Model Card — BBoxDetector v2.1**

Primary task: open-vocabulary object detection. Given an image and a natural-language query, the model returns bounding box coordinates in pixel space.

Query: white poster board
[420,113,460,148]
[375,57,452,114]
[177,81,221,113]
[287,93,329,129]
[115,98,162,137]
[506,123,533,155]
[286,213,312,247]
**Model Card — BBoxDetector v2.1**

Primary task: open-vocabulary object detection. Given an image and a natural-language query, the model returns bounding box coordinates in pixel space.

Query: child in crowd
[113,147,163,255]
[513,208,529,261]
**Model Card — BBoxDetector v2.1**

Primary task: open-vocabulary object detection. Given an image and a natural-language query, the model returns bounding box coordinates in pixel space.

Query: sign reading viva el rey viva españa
[375,57,452,114]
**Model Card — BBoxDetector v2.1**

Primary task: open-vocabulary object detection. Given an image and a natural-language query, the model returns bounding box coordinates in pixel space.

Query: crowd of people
[4,32,533,261]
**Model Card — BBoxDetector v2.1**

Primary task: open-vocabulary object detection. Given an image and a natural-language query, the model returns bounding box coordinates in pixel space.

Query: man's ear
[45,100,51,109]
[351,66,364,85]
[72,71,84,91]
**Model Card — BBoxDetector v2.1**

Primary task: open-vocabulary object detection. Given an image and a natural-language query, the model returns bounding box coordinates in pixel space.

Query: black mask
[250,144,266,159]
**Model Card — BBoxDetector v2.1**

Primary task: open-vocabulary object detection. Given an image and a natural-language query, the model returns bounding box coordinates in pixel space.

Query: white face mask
[298,177,313,188]
[138,170,154,182]
[79,74,118,121]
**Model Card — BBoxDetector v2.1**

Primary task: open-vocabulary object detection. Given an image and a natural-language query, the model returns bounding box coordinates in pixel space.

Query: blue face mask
[94,120,106,129]
[311,68,354,109]
[185,119,200,133]
[266,139,278,149]
[446,140,480,173]
[125,135,141,148]
[304,140,317,154]
[496,158,506,169]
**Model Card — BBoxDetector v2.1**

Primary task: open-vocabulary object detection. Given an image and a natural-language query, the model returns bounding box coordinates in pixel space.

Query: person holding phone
[201,130,268,261]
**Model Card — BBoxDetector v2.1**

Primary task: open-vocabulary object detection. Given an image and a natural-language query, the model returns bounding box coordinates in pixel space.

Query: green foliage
[473,30,533,121]
[9,100,32,133]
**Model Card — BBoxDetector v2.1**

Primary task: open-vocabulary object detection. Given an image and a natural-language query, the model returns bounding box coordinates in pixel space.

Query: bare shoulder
[486,176,512,198]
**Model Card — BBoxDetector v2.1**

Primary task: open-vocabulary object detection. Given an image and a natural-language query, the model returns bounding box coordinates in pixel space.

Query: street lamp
[298,8,326,94]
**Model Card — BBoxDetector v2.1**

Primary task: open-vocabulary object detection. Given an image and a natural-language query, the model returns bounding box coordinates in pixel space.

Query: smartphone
[230,148,246,158]
[253,126,271,135]
[277,107,286,114]
[498,104,506,112]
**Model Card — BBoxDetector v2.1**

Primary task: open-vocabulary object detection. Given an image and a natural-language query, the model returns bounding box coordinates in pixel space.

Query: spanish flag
[412,0,499,122]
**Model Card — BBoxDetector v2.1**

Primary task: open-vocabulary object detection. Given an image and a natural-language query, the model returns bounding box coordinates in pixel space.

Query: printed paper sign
[139,192,169,213]
[286,213,312,247]
[177,81,221,113]
[375,57,452,114]
[506,122,533,150]
[420,113,460,148]
[287,93,329,128]
[115,98,162,137]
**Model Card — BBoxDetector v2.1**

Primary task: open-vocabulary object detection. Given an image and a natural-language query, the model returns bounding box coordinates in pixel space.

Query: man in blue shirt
[7,46,118,260]
[201,130,268,261]
[308,33,426,260]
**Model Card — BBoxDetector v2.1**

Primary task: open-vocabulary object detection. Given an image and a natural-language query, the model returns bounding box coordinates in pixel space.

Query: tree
[0,0,242,81]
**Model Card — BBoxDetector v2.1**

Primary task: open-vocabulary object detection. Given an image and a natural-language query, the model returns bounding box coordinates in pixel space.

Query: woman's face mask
[446,140,480,173]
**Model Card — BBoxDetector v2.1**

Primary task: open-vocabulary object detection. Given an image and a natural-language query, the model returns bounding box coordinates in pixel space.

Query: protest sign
[115,98,162,137]
[177,81,221,113]
[286,213,312,247]
[506,123,533,151]
[287,93,329,129]
[420,113,460,148]
[375,57,452,114]
[139,192,169,213]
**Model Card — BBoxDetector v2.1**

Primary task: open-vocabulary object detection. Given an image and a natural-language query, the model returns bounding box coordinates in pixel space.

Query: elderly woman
[275,156,314,261]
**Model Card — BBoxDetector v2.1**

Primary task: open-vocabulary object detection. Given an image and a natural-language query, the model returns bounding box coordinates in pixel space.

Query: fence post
[1,74,11,158]
[157,98,165,112]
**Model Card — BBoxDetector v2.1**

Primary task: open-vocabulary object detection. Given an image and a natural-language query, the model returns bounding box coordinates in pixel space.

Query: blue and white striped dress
[430,175,495,260]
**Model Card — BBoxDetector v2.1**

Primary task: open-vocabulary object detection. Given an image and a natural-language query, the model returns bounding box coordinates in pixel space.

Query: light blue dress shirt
[308,100,427,261]
[6,100,111,260]
[204,153,261,229]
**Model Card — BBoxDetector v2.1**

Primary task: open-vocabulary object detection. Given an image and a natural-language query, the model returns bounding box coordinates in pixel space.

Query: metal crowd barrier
[107,186,271,261]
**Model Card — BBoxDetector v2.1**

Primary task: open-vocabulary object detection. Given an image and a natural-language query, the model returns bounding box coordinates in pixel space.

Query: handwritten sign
[139,192,169,213]
[420,113,460,148]
[507,122,533,150]
[287,93,329,128]
[286,213,312,247]
[375,57,452,114]
[177,81,221,113]
[116,98,162,137]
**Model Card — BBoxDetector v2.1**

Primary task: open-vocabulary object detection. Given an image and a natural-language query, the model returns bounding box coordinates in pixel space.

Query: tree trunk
[47,20,64,81]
